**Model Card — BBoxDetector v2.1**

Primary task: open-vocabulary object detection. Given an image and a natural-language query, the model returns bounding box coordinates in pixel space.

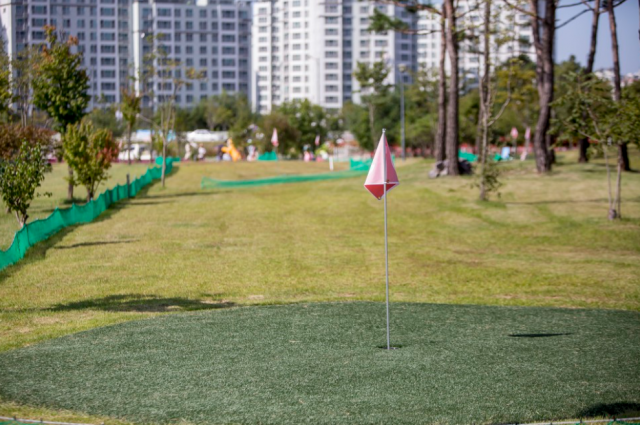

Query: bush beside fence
[0,158,178,272]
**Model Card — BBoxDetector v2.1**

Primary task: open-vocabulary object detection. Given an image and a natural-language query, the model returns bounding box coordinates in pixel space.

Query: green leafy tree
[0,41,11,120]
[368,1,460,173]
[342,101,371,150]
[32,26,90,200]
[87,104,125,138]
[258,111,300,156]
[140,34,202,187]
[405,67,439,157]
[493,56,538,142]
[63,122,119,202]
[553,72,640,219]
[278,99,328,153]
[0,124,54,159]
[192,92,254,150]
[120,87,142,165]
[11,45,42,127]
[0,140,51,227]
[353,61,391,150]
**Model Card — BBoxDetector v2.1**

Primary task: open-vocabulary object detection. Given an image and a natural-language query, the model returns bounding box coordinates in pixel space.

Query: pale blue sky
[556,0,640,74]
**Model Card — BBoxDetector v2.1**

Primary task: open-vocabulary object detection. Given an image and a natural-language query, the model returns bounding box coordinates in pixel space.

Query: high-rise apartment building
[416,2,535,83]
[0,0,251,110]
[131,0,251,109]
[1,0,535,113]
[250,0,417,113]
[0,0,131,108]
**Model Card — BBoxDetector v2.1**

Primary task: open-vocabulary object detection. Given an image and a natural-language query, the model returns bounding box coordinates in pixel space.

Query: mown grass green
[1,303,638,425]
[1,150,639,424]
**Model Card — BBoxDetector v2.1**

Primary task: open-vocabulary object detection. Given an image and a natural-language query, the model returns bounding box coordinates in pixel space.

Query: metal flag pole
[383,128,390,350]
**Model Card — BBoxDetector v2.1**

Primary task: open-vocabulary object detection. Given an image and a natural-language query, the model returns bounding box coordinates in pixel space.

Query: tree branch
[503,0,541,19]
[556,8,591,28]
[365,0,441,16]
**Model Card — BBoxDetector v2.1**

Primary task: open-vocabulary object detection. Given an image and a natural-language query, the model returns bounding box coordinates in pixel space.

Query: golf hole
[377,344,403,350]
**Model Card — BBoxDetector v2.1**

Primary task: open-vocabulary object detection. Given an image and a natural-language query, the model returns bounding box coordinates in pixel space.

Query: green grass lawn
[1,303,638,425]
[1,150,639,424]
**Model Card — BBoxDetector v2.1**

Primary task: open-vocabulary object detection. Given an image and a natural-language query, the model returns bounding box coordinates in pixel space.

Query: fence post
[126,173,130,198]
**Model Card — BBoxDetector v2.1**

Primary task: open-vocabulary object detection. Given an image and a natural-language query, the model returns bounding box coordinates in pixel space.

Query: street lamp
[398,64,407,161]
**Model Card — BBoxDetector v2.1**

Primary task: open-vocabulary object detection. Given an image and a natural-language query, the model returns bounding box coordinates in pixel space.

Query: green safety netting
[155,156,181,166]
[459,151,478,163]
[0,158,178,272]
[258,151,278,161]
[201,159,372,190]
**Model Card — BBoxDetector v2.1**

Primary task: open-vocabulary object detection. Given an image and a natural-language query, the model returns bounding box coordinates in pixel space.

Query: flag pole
[383,128,390,350]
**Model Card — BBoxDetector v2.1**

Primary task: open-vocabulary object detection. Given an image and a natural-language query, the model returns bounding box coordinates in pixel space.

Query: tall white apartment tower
[0,0,132,108]
[417,2,535,83]
[0,0,252,111]
[132,0,252,109]
[251,0,417,113]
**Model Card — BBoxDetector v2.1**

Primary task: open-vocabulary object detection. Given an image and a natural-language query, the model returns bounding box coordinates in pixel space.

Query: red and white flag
[315,134,320,147]
[364,132,399,200]
[511,127,519,140]
[271,129,279,147]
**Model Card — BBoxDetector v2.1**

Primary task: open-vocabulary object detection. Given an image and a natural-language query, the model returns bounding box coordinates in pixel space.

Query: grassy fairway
[1,303,639,425]
[1,151,639,423]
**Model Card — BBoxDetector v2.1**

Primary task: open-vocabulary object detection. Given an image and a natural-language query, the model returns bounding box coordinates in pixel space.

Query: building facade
[131,0,251,109]
[0,0,251,110]
[0,0,131,108]
[1,0,535,113]
[250,0,418,113]
[416,2,535,86]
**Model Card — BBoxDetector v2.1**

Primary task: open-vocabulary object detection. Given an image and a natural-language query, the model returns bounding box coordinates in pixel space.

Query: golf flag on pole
[364,132,399,200]
[315,134,320,147]
[364,129,398,351]
[271,129,279,147]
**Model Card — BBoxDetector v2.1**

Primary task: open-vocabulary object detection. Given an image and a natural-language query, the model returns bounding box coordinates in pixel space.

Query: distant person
[198,144,207,161]
[247,144,257,162]
[217,144,224,161]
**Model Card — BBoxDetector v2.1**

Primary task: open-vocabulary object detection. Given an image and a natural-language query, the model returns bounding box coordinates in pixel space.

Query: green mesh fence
[258,151,278,161]
[0,158,178,272]
[201,158,371,190]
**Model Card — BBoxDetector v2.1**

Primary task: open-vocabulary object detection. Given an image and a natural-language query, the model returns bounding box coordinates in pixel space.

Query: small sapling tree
[32,26,90,200]
[554,73,640,219]
[0,41,11,119]
[63,122,119,202]
[353,61,391,151]
[0,140,51,227]
[120,87,142,165]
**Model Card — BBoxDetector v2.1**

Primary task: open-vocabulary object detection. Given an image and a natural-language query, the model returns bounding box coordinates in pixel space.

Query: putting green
[1,303,639,425]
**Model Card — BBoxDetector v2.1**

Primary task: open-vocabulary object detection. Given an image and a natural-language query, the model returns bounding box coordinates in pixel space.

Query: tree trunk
[604,145,617,219]
[607,1,631,171]
[529,0,554,173]
[369,102,376,150]
[435,4,447,163]
[579,0,601,163]
[127,122,132,166]
[67,165,74,200]
[479,0,491,201]
[16,211,27,228]
[161,139,167,187]
[444,0,459,176]
[619,143,630,171]
[616,155,622,219]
